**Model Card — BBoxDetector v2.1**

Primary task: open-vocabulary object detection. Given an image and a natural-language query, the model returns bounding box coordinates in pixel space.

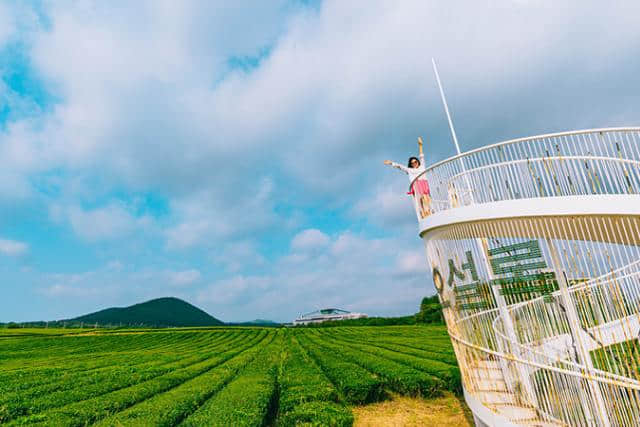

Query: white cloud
[165,219,224,250]
[42,283,101,298]
[0,238,28,256]
[50,202,152,241]
[167,269,201,287]
[0,3,14,47]
[280,252,309,266]
[291,228,330,251]
[38,267,202,312]
[352,185,416,229]
[106,260,124,271]
[165,178,279,250]
[198,275,272,306]
[40,270,112,300]
[0,121,48,199]
[395,251,427,276]
[212,241,266,273]
[330,232,383,258]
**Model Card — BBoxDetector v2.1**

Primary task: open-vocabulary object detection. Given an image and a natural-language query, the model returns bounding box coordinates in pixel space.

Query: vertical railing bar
[588,133,613,194]
[564,135,581,196]
[602,132,620,194]
[586,133,604,194]
[554,216,612,426]
[570,134,588,196]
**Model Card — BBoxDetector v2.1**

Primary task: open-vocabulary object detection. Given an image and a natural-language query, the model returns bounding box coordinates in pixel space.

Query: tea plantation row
[0,325,459,426]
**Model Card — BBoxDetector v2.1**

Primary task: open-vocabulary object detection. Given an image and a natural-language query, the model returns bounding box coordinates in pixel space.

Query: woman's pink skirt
[408,179,430,196]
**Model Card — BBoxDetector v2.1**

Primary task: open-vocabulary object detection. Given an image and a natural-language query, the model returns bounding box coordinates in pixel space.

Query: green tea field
[0,326,461,426]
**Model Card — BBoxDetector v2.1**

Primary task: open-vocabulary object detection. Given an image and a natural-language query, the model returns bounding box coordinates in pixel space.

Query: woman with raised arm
[384,137,432,218]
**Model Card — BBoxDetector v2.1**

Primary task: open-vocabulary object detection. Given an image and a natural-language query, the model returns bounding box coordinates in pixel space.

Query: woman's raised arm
[383,159,409,174]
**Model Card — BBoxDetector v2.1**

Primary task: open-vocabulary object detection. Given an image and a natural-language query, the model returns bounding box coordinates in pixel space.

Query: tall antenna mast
[432,58,462,156]
[432,58,472,204]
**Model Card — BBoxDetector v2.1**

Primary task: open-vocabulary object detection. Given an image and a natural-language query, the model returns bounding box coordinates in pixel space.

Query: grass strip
[312,332,460,393]
[0,331,256,422]
[317,329,458,365]
[304,332,444,398]
[0,331,237,394]
[93,332,279,426]
[7,331,269,426]
[179,332,283,426]
[275,334,352,427]
[296,333,384,404]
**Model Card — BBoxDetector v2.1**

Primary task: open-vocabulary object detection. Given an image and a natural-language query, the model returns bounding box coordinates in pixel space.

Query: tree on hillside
[415,295,443,324]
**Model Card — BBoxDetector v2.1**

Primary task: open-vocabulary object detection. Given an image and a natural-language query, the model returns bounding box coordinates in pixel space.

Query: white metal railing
[410,128,640,217]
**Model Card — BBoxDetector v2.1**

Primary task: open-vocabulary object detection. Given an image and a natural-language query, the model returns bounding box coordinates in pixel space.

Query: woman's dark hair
[407,156,420,168]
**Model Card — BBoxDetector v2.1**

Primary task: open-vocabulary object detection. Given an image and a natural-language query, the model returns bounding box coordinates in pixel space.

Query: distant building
[293,308,367,325]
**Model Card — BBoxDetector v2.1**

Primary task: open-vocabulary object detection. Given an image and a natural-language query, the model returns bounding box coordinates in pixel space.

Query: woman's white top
[389,152,426,182]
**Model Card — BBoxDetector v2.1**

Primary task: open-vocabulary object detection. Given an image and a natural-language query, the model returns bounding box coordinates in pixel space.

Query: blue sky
[1,1,640,322]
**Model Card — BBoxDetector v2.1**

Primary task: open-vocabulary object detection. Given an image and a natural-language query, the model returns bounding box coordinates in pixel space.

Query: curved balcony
[416,128,640,426]
[410,127,640,220]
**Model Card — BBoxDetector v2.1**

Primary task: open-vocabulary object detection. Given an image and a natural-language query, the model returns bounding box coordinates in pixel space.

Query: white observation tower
[407,127,640,426]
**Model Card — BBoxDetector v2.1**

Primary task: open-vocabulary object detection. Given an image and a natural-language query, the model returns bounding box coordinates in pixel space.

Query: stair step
[520,421,565,427]
[479,390,516,405]
[488,404,537,421]
[473,366,505,380]
[474,360,502,370]
[475,377,508,392]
